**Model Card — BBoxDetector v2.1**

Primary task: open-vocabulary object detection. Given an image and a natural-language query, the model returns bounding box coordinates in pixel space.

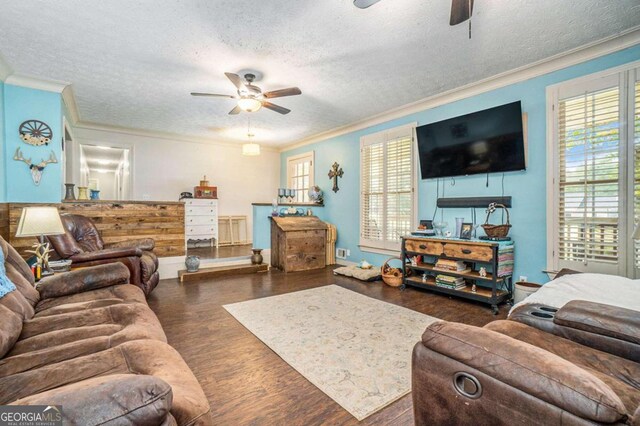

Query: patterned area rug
[223,285,437,420]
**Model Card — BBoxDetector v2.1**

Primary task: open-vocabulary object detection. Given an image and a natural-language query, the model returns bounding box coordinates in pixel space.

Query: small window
[287,151,314,203]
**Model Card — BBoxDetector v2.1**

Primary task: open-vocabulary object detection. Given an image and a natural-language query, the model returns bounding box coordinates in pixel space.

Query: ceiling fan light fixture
[238,97,262,112]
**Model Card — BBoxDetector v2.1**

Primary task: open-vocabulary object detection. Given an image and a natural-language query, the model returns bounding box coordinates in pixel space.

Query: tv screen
[416,101,526,179]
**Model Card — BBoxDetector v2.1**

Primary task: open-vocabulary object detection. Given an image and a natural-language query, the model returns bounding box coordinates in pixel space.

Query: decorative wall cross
[328,162,344,193]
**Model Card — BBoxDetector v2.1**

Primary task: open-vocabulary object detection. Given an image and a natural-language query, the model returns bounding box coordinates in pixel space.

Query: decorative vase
[251,248,263,265]
[77,186,89,200]
[90,189,100,200]
[64,183,76,201]
[185,255,200,272]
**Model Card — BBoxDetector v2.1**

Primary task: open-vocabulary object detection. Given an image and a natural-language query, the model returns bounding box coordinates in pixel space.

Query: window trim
[546,60,640,278]
[286,151,314,203]
[359,122,418,254]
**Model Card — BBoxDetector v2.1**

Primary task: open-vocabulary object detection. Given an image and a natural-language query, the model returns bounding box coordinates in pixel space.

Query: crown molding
[279,26,640,152]
[73,121,280,152]
[61,85,80,125]
[0,52,12,82]
[4,73,70,93]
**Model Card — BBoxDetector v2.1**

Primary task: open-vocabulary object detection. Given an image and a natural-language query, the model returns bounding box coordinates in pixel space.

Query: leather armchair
[412,305,640,425]
[47,214,159,295]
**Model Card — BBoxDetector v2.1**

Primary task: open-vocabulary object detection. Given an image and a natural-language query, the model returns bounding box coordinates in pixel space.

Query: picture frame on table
[460,223,473,239]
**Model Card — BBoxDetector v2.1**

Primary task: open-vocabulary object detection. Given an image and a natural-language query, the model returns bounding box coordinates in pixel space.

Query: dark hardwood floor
[147,266,507,425]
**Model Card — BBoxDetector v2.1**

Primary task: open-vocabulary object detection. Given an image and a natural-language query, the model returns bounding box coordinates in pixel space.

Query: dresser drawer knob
[462,249,472,254]
[419,244,427,249]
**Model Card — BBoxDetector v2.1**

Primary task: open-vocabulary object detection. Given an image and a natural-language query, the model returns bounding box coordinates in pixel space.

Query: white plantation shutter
[360,124,416,251]
[557,83,621,272]
[550,67,640,277]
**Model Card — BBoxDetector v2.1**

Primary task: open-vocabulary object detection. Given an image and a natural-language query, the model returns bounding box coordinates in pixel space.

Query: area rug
[223,285,437,420]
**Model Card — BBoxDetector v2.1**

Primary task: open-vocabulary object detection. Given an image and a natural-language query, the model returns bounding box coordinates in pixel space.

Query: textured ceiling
[0,0,638,147]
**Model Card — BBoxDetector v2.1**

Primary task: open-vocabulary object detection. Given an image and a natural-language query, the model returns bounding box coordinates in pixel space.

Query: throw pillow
[0,248,17,298]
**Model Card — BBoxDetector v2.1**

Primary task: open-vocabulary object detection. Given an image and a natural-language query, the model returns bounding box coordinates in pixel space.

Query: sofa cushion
[11,374,174,426]
[0,340,212,425]
[35,284,146,316]
[485,320,640,417]
[0,237,38,307]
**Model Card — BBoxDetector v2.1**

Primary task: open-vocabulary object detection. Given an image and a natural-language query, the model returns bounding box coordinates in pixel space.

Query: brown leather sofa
[412,302,640,425]
[47,214,159,296]
[0,236,212,425]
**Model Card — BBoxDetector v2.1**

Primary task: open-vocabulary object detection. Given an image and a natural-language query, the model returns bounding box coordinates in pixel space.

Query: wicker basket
[481,203,511,238]
[381,257,407,287]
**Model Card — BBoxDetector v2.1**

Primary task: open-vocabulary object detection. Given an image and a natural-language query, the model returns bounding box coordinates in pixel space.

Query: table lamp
[15,207,65,275]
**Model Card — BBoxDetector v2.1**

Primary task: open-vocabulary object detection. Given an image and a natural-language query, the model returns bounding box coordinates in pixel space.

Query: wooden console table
[401,236,514,314]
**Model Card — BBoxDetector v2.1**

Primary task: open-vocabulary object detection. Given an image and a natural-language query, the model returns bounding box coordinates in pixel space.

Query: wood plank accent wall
[5,201,185,259]
[0,203,9,243]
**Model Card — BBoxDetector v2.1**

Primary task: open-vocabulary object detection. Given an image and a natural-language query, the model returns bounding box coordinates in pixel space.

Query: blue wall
[280,44,640,283]
[0,81,5,202]
[4,84,62,202]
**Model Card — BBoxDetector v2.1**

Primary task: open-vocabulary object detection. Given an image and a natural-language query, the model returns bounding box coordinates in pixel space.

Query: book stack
[435,274,466,290]
[433,259,470,274]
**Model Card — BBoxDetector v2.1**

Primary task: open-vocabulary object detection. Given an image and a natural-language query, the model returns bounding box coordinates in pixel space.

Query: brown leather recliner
[412,302,640,425]
[47,214,159,295]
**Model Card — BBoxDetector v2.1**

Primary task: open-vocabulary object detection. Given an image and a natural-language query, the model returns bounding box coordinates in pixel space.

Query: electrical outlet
[519,275,528,282]
[346,249,351,257]
[142,194,150,201]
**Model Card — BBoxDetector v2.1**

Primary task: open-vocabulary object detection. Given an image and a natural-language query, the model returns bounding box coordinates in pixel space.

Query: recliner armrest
[105,238,155,252]
[420,321,627,424]
[37,263,130,299]
[554,300,640,345]
[10,374,173,425]
[70,247,143,263]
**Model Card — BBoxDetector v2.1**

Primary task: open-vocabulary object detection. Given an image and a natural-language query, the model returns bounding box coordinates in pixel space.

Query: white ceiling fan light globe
[238,97,262,112]
[353,0,382,9]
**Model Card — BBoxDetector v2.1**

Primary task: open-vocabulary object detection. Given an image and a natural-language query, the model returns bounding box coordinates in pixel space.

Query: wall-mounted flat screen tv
[416,101,526,179]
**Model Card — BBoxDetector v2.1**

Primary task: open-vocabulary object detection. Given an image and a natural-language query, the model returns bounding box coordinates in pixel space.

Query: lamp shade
[633,224,640,240]
[15,207,65,237]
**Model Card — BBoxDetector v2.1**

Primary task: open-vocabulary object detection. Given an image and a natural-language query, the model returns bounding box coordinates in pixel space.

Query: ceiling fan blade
[225,72,246,90]
[450,0,473,26]
[262,101,290,115]
[190,92,235,98]
[228,105,242,115]
[263,87,302,99]
[353,0,382,9]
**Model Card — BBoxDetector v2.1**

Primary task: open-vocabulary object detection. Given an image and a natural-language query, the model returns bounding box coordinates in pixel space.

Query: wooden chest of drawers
[184,199,218,248]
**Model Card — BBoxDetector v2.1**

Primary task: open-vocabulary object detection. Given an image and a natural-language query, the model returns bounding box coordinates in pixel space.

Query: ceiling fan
[191,72,301,115]
[353,0,474,30]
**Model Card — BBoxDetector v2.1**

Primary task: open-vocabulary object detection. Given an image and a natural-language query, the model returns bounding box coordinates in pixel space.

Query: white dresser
[184,198,219,248]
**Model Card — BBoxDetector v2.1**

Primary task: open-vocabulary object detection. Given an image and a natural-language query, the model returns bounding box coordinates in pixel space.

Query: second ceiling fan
[353,0,474,29]
[191,72,301,115]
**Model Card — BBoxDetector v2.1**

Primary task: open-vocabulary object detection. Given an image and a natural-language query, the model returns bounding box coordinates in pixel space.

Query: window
[287,151,314,203]
[548,65,640,278]
[360,124,416,252]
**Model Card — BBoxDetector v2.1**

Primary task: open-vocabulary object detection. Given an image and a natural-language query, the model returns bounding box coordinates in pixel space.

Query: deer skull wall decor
[13,148,58,186]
